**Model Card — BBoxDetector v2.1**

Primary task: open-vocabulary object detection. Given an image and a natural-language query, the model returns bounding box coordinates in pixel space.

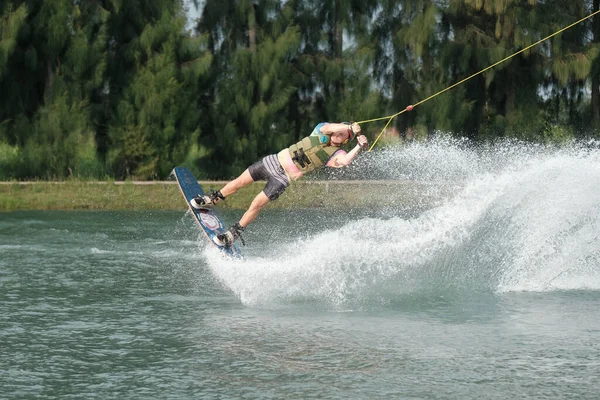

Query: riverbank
[0,180,422,211]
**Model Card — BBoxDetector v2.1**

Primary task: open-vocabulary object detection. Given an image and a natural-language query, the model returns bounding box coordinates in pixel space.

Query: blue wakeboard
[172,167,242,259]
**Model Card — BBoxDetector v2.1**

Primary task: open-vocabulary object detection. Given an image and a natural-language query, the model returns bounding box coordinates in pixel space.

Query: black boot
[215,223,245,247]
[191,190,225,210]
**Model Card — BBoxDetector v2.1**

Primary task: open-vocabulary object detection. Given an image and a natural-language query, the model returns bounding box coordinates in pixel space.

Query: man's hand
[357,135,368,149]
[351,122,361,136]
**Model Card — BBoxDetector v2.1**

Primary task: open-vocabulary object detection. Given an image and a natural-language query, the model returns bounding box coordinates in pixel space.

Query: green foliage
[0,141,20,179]
[198,1,303,178]
[1,0,599,180]
[20,95,103,179]
[107,10,210,179]
[540,123,574,144]
[0,4,27,79]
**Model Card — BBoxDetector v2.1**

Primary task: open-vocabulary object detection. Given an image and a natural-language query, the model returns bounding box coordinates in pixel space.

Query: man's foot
[190,194,213,209]
[190,190,225,210]
[214,223,245,247]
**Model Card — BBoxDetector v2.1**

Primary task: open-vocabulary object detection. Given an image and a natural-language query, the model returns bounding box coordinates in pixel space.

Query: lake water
[2,139,600,399]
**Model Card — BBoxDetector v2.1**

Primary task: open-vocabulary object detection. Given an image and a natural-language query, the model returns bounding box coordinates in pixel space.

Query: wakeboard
[172,167,242,258]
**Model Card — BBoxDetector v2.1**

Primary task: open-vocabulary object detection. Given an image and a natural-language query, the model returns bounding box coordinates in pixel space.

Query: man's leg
[214,191,270,247]
[219,169,254,197]
[239,191,271,228]
[191,169,254,209]
[215,154,287,246]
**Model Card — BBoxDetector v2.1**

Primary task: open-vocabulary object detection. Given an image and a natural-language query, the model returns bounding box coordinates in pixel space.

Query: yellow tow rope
[360,9,600,152]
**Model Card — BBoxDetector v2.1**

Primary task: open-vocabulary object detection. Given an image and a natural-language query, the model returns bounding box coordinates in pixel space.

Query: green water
[1,210,599,399]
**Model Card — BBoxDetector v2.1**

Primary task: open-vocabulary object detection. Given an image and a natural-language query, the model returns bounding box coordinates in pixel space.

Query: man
[191,121,368,247]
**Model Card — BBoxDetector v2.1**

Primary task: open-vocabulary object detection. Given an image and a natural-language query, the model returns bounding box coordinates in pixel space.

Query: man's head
[330,129,352,146]
[332,122,359,146]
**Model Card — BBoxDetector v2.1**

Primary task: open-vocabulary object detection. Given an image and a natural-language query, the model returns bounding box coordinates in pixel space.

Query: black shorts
[248,154,290,201]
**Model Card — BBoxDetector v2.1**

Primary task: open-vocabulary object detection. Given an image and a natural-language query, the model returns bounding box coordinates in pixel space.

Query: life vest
[287,134,340,174]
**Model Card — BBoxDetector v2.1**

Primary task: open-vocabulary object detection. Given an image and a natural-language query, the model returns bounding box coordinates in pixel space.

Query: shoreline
[0,180,423,211]
[0,180,413,185]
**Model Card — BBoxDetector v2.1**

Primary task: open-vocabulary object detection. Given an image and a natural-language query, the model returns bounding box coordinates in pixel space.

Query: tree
[286,0,379,122]
[0,0,108,178]
[197,0,300,178]
[373,0,440,138]
[538,0,598,138]
[0,3,27,148]
[107,8,212,179]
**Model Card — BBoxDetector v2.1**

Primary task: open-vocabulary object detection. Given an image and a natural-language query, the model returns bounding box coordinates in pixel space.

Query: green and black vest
[287,134,340,174]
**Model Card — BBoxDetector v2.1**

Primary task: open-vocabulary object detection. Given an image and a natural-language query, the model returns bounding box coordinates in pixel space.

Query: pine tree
[286,0,379,122]
[197,0,301,178]
[431,0,596,141]
[0,3,27,148]
[539,0,597,138]
[0,4,27,82]
[0,0,109,178]
[431,1,540,139]
[372,0,440,138]
[105,0,211,179]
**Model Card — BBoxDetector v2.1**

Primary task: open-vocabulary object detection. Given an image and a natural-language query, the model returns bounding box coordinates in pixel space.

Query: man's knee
[250,193,270,210]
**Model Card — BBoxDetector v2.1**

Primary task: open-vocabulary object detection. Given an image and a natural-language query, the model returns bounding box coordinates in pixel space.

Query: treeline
[1,0,599,180]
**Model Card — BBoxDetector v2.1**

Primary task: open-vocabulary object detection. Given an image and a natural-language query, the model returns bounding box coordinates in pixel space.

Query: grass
[0,180,425,211]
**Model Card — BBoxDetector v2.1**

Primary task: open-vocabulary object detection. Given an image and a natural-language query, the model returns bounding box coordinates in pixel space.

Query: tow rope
[359,9,600,152]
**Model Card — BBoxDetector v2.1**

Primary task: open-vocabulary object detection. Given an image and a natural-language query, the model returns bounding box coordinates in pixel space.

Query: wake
[207,137,600,307]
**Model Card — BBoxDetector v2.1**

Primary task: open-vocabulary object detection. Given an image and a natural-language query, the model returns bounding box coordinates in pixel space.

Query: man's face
[330,131,349,146]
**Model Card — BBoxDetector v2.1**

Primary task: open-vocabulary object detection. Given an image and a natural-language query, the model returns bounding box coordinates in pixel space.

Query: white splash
[206,137,600,306]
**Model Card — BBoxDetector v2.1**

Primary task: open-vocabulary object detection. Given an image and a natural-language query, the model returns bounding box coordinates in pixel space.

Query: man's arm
[319,123,354,135]
[328,135,369,167]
